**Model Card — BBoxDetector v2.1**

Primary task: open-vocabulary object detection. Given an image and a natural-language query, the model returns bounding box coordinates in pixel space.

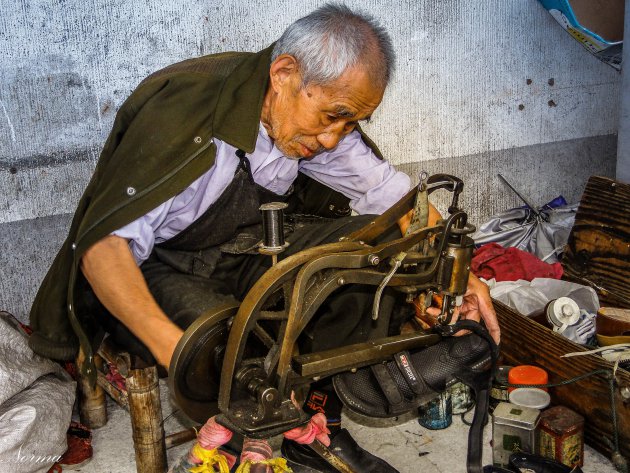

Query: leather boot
[281,428,399,472]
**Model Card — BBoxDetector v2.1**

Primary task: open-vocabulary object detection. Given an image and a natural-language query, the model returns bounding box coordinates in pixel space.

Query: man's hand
[425,273,500,344]
[457,273,500,344]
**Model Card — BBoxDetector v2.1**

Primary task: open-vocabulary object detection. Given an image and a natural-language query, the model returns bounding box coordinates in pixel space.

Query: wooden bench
[77,338,197,473]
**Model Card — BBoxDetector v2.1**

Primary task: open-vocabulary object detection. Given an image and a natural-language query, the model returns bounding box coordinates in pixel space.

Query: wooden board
[496,301,630,459]
[563,176,630,309]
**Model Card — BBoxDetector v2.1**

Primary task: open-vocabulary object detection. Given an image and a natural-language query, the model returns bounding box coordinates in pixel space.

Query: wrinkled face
[262,57,385,159]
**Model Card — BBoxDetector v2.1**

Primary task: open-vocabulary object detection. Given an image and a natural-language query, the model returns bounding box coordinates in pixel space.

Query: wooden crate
[496,175,630,460]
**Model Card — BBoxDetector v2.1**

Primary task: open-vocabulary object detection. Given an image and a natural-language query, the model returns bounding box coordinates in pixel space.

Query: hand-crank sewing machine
[169,173,496,472]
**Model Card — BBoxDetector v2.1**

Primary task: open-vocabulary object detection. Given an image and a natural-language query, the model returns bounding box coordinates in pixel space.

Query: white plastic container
[509,388,551,410]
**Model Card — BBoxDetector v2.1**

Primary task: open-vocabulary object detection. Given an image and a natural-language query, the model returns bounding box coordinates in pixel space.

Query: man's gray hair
[271,3,395,88]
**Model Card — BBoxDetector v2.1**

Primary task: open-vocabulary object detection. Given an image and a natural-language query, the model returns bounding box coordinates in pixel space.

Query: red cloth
[471,243,563,282]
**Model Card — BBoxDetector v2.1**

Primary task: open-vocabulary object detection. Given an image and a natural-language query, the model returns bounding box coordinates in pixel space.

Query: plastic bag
[0,313,76,472]
[486,278,599,345]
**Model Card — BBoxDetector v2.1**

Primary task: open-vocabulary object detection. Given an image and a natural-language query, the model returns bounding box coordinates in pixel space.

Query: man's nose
[316,131,343,150]
[316,124,347,150]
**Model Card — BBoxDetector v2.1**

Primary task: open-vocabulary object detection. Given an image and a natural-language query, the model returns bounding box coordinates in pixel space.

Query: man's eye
[327,115,338,122]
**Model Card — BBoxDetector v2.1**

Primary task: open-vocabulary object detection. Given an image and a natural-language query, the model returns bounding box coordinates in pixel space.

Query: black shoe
[482,467,513,473]
[281,428,400,473]
[333,333,491,418]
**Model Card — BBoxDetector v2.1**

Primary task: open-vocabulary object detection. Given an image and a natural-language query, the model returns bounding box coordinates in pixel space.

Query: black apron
[150,149,288,278]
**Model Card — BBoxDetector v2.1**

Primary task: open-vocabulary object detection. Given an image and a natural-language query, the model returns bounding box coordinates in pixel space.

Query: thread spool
[259,203,289,260]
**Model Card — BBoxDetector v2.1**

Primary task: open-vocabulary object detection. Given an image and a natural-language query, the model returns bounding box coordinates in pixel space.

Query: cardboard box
[539,0,624,70]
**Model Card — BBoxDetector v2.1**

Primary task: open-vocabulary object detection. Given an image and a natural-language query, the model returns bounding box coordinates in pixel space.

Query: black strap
[435,320,499,473]
[435,320,499,378]
[370,363,404,408]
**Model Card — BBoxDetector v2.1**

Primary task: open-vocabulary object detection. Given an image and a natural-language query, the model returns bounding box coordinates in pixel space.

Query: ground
[80,380,618,472]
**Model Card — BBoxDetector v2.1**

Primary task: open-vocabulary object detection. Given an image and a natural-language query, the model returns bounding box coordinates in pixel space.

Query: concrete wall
[0,0,621,321]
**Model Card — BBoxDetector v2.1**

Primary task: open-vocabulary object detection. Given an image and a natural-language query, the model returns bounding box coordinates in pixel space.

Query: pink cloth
[283,412,331,446]
[187,412,331,470]
[471,243,563,282]
[105,363,126,391]
[189,416,236,468]
[197,416,233,449]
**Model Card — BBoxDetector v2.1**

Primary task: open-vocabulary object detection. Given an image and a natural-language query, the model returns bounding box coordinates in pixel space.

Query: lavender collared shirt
[113,124,411,265]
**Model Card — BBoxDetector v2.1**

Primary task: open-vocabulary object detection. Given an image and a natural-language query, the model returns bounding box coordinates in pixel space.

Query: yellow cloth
[235,457,292,473]
[188,445,230,473]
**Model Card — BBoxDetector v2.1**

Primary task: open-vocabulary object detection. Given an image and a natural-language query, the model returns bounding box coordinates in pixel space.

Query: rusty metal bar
[292,331,441,378]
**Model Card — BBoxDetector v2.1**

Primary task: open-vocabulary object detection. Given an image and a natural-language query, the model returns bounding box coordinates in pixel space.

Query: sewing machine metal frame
[170,174,476,439]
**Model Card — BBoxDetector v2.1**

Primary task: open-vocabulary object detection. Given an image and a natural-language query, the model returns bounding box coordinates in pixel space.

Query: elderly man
[30,3,499,472]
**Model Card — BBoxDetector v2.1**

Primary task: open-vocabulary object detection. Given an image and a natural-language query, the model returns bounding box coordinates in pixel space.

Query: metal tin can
[449,382,474,414]
[492,402,540,468]
[418,391,452,430]
[490,365,512,407]
[538,405,585,468]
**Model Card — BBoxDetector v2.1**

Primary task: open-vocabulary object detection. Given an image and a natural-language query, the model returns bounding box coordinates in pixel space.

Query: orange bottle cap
[508,365,548,392]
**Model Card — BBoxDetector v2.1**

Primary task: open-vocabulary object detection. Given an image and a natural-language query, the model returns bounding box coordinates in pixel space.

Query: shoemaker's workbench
[497,176,630,464]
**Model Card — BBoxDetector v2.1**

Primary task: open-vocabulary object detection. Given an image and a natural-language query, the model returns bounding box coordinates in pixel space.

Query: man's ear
[269,54,300,93]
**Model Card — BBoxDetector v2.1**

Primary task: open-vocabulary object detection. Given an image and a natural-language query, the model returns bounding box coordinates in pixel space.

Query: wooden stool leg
[77,350,108,428]
[126,366,167,473]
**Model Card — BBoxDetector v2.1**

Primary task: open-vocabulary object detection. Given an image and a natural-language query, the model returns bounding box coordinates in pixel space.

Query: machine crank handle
[427,174,464,214]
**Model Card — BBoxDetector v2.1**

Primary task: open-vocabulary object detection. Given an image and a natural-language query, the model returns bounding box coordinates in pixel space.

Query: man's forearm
[80,235,182,369]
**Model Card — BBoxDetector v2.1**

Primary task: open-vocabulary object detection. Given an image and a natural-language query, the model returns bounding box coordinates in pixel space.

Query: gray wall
[0,0,621,321]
